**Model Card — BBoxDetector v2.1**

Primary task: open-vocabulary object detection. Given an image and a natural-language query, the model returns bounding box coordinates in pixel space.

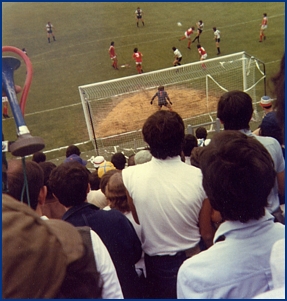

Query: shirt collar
[214,209,274,243]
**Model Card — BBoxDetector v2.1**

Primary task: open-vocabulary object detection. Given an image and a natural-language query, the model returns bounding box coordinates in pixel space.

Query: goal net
[79,51,266,158]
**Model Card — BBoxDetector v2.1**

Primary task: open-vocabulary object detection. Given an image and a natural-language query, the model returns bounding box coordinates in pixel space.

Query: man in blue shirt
[177,130,285,299]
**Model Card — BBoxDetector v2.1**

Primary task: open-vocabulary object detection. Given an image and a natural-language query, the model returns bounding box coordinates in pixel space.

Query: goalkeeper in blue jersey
[150,86,173,111]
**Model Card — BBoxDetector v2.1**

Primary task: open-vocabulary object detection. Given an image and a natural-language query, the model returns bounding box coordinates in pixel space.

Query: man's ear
[38,185,47,205]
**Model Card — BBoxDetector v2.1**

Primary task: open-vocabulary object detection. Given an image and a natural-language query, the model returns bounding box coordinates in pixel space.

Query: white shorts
[261,25,267,30]
[110,56,117,60]
[135,62,142,65]
[185,32,191,39]
[201,54,207,60]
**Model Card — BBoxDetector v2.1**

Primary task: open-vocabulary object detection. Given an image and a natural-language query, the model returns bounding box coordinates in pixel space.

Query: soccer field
[2,2,285,160]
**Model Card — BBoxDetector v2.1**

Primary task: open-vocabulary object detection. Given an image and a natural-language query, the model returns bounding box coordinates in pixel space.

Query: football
[177,22,182,26]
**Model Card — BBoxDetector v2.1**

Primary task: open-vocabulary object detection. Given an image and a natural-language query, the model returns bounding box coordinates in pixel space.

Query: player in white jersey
[213,27,221,55]
[135,7,144,27]
[259,13,268,42]
[46,22,56,43]
[172,47,182,66]
[192,20,204,43]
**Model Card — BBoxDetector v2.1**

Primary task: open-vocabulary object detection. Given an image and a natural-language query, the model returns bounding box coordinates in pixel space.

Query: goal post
[79,51,266,158]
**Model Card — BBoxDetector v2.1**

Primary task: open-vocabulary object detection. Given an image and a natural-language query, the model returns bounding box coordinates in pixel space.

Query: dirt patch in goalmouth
[96,88,219,138]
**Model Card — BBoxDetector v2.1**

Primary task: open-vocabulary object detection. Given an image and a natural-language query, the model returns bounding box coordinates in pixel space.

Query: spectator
[3,160,123,299]
[38,161,66,219]
[65,145,87,166]
[89,170,101,190]
[127,154,136,166]
[49,162,143,298]
[257,111,285,156]
[111,152,126,170]
[134,149,152,165]
[271,53,285,131]
[260,95,274,117]
[217,90,285,223]
[182,134,198,164]
[87,161,116,208]
[6,159,46,214]
[104,171,146,291]
[122,110,214,299]
[32,151,46,163]
[195,126,211,147]
[177,130,285,299]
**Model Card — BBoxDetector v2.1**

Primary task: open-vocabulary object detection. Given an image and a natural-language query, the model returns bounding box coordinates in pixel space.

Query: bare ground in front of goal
[96,88,219,138]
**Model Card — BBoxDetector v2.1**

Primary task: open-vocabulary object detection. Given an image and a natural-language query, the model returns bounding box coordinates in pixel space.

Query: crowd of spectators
[2,54,285,299]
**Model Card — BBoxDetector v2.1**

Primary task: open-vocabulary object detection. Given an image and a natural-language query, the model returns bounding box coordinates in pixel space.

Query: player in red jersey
[132,48,143,74]
[259,13,268,42]
[197,44,207,69]
[179,27,195,49]
[108,42,118,70]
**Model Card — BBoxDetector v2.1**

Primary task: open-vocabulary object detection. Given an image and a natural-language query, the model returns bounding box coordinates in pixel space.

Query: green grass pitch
[2,2,285,160]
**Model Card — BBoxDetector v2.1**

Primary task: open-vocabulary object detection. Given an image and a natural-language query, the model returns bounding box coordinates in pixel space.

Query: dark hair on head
[39,161,56,199]
[6,160,44,210]
[217,90,253,130]
[134,48,138,53]
[260,111,284,145]
[48,162,90,207]
[142,110,185,159]
[197,44,201,48]
[158,86,164,91]
[172,47,176,51]
[190,146,205,168]
[111,152,126,170]
[111,41,114,45]
[105,172,130,213]
[100,169,120,194]
[213,27,216,31]
[89,170,101,190]
[66,145,81,158]
[32,151,46,163]
[200,130,276,223]
[271,53,285,130]
[182,134,198,156]
[195,127,208,139]
[263,13,267,16]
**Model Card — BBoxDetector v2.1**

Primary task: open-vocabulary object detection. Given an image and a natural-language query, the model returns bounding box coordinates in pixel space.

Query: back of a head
[89,170,101,190]
[32,151,46,163]
[142,110,185,159]
[260,111,284,145]
[6,160,44,210]
[200,130,276,223]
[105,171,129,213]
[66,145,81,158]
[217,90,253,130]
[127,154,136,166]
[2,194,67,298]
[182,134,198,156]
[39,161,57,199]
[100,169,119,194]
[49,162,90,207]
[195,127,208,139]
[111,152,126,170]
[134,149,152,164]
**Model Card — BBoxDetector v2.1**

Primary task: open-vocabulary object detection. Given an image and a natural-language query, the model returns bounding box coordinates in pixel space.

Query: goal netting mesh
[79,51,266,158]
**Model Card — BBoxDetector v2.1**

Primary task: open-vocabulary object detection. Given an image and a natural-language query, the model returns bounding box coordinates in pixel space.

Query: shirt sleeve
[90,229,123,299]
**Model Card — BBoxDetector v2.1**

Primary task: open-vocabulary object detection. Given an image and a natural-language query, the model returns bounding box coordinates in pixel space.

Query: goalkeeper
[150,86,173,111]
